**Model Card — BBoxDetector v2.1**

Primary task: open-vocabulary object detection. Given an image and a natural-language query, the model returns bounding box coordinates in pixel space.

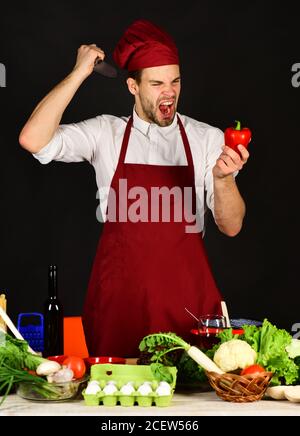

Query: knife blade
[93,59,118,78]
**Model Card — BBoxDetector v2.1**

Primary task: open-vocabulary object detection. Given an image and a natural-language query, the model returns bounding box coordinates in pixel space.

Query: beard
[139,94,176,127]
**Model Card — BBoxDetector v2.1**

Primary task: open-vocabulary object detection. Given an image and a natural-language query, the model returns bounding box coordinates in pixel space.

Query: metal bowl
[229,319,263,328]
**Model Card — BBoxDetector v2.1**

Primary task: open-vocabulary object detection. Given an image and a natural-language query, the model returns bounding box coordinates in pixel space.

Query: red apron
[82,115,222,357]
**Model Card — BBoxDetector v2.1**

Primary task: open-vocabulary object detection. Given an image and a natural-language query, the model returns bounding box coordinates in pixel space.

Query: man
[19,20,249,357]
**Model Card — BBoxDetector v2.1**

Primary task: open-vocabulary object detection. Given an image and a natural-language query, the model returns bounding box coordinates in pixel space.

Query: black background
[0,1,299,332]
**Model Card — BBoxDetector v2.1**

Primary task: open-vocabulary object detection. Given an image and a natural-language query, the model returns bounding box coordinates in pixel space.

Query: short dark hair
[127,70,143,84]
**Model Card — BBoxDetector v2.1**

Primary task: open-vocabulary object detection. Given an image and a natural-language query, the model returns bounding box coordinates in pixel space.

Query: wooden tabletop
[1,390,300,416]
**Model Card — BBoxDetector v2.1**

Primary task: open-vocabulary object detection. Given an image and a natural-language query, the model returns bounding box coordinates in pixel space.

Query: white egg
[137,382,153,396]
[103,383,118,395]
[85,382,101,395]
[120,382,135,395]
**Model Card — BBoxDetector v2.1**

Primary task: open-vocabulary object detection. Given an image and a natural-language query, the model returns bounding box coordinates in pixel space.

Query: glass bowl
[190,327,244,351]
[16,375,89,402]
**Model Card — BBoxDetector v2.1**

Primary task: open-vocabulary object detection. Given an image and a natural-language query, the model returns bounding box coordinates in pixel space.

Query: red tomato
[241,364,265,375]
[63,356,86,379]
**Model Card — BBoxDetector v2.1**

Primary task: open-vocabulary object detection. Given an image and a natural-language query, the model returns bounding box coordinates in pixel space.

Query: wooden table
[1,390,300,416]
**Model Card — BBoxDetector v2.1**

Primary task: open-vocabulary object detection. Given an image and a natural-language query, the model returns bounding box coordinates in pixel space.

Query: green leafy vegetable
[139,332,190,382]
[149,363,174,384]
[139,332,189,355]
[0,332,45,370]
[0,363,62,405]
[212,319,299,385]
[0,332,52,405]
[176,353,207,384]
[250,320,298,385]
[138,320,300,387]
[139,331,220,383]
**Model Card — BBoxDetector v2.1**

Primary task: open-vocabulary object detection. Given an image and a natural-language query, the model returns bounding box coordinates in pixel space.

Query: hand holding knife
[89,43,117,78]
[74,43,118,79]
[93,57,117,78]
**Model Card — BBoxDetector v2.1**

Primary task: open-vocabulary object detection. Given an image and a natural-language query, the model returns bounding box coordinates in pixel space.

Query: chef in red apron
[21,20,249,358]
[82,20,249,357]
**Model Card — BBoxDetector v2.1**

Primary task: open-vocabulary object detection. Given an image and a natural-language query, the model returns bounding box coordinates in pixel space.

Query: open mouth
[158,100,175,119]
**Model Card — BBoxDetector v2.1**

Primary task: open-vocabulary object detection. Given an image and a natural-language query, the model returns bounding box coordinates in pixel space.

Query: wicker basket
[205,370,273,403]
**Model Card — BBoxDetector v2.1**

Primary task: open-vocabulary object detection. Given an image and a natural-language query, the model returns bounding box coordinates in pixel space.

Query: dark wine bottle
[43,265,64,357]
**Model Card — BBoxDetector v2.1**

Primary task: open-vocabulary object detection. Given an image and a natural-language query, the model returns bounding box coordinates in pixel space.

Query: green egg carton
[83,363,177,407]
[154,394,173,407]
[118,392,136,407]
[83,391,101,406]
[102,394,118,407]
[135,393,154,407]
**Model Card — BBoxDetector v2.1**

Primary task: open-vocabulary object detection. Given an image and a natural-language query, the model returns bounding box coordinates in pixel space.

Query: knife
[93,58,118,78]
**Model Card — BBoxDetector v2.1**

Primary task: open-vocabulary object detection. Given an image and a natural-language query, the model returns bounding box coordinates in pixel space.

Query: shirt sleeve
[204,127,238,216]
[32,116,102,165]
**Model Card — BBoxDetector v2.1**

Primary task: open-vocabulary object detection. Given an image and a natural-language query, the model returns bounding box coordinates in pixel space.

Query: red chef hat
[113,19,179,71]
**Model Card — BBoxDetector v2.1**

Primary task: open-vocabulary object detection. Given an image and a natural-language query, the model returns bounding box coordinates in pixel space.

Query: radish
[139,332,224,375]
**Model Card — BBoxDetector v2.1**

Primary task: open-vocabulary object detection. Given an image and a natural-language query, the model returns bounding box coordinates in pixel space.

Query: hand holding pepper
[212,121,250,235]
[224,120,252,155]
[213,120,251,179]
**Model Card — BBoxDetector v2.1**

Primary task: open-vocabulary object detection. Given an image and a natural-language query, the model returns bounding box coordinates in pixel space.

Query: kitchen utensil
[230,318,262,328]
[93,59,118,78]
[198,314,226,330]
[221,301,231,328]
[64,316,88,358]
[0,294,6,331]
[17,312,44,352]
[0,306,36,354]
[197,314,227,350]
[184,307,199,322]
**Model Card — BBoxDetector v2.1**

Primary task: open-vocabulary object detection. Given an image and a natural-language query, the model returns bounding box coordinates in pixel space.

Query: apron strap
[177,115,197,216]
[118,116,133,166]
[177,115,193,169]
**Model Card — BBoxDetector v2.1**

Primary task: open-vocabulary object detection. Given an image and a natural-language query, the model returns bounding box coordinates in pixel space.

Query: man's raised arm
[19,44,105,153]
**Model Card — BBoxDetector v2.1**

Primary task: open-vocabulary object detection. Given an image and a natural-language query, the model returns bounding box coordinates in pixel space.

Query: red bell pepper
[224,120,252,155]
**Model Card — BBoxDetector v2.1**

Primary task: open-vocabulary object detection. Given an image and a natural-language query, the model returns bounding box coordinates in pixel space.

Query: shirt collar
[132,106,178,136]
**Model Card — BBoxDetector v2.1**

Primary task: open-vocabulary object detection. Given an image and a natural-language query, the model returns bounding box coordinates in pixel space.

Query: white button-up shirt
[33,109,226,231]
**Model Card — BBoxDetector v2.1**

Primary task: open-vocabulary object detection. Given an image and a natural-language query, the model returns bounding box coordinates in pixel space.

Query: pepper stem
[235,120,241,130]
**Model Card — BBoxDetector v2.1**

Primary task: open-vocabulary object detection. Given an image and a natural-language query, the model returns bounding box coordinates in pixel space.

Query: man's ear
[127,78,139,96]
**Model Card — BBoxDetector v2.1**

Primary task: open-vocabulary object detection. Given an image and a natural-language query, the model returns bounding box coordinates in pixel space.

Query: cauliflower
[213,339,257,372]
